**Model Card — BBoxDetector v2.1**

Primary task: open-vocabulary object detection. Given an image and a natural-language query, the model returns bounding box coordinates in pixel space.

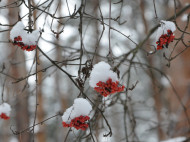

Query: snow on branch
[10,21,40,51]
[62,98,92,130]
[156,20,176,50]
[89,61,125,97]
[0,103,11,120]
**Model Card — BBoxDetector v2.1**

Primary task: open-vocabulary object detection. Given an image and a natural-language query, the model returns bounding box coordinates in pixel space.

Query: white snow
[181,14,188,21]
[160,76,170,87]
[10,21,40,45]
[62,98,92,123]
[156,20,176,41]
[149,51,154,54]
[89,61,118,88]
[0,103,11,116]
[161,137,186,142]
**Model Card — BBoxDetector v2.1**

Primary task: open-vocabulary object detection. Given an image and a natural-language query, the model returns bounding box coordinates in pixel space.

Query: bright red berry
[62,115,90,131]
[156,30,175,50]
[0,113,10,120]
[13,36,37,51]
[94,78,125,97]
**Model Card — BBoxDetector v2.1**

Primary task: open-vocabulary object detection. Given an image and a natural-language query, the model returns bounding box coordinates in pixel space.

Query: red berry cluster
[62,115,90,130]
[94,78,125,97]
[0,113,10,120]
[13,36,36,51]
[156,30,175,50]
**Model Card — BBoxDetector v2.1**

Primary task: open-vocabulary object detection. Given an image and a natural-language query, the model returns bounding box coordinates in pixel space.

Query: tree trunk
[8,1,31,141]
[166,0,190,137]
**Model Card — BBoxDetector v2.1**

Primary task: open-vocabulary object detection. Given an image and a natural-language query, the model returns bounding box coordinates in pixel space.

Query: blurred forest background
[0,0,190,142]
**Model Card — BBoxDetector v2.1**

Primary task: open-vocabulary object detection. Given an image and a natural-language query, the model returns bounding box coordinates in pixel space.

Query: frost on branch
[89,61,125,97]
[156,20,176,50]
[10,21,40,51]
[0,103,11,120]
[62,98,92,130]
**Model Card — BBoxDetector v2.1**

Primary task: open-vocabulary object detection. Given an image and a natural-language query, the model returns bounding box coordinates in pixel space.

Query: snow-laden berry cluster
[62,98,92,130]
[89,61,125,97]
[156,20,176,50]
[10,21,40,51]
[0,103,11,120]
